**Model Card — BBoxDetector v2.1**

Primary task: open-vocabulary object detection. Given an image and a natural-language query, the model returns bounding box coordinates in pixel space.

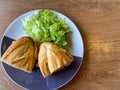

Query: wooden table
[0,0,120,90]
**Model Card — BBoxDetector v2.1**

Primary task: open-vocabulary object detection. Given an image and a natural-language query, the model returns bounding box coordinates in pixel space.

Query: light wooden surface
[0,0,120,90]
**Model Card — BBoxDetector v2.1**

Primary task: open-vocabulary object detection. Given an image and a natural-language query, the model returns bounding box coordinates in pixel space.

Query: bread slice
[1,37,38,73]
[38,42,74,78]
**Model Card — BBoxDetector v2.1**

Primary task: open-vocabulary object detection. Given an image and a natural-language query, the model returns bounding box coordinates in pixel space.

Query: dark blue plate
[0,10,84,90]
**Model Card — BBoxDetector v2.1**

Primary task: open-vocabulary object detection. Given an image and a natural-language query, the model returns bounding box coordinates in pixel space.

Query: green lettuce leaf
[22,9,70,48]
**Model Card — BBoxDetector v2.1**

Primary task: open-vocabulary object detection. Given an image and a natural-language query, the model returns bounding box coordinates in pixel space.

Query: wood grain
[0,0,120,90]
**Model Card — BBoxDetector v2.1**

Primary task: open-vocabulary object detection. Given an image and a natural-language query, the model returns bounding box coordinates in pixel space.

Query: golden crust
[1,37,38,73]
[38,42,74,78]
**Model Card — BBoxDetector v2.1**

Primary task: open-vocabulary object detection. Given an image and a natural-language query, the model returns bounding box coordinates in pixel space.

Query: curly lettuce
[22,9,70,48]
